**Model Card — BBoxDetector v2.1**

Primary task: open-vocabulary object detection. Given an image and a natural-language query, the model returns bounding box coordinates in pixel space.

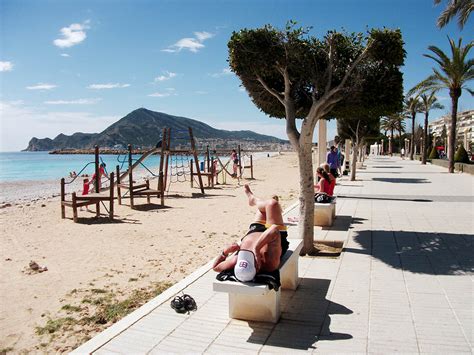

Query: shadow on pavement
[352,230,474,275]
[337,195,432,203]
[247,279,352,350]
[372,177,431,184]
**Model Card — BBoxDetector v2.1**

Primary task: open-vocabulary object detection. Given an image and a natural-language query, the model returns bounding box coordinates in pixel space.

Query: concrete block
[314,203,334,226]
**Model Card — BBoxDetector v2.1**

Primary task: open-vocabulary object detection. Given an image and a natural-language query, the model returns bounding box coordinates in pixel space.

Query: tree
[337,115,381,181]
[418,93,444,164]
[381,113,405,154]
[434,0,473,29]
[404,96,423,160]
[228,24,405,254]
[411,37,473,173]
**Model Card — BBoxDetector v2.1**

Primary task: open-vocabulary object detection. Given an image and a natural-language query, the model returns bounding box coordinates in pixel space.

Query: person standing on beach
[326,146,340,178]
[80,178,91,211]
[231,149,239,178]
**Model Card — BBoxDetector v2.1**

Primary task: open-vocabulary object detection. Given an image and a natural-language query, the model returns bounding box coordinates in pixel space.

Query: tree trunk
[296,127,316,255]
[448,94,459,173]
[350,141,358,181]
[390,129,394,155]
[410,114,415,160]
[422,112,428,165]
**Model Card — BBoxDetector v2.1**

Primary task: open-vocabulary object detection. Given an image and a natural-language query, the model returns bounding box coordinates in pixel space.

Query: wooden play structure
[60,146,115,222]
[116,143,165,209]
[191,145,255,187]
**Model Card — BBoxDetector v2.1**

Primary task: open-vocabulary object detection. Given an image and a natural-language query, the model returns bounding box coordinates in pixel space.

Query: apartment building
[428,109,473,148]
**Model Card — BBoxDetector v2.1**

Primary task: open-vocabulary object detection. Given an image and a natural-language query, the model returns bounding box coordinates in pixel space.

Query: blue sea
[0,151,168,182]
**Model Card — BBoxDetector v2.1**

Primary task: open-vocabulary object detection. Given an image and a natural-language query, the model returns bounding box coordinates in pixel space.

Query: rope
[64,161,95,185]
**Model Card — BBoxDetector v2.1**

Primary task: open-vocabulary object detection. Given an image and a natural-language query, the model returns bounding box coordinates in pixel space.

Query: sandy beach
[0,152,299,353]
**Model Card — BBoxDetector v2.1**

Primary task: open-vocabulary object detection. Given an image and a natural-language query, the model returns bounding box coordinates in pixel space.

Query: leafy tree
[228,23,405,253]
[403,96,423,160]
[381,113,405,154]
[429,145,439,159]
[411,37,473,173]
[434,0,473,29]
[337,115,380,181]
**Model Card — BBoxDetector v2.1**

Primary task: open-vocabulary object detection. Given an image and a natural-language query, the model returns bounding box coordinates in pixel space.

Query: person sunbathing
[212,184,288,282]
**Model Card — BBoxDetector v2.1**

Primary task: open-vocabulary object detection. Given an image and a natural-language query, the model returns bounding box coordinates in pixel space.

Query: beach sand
[0,152,300,353]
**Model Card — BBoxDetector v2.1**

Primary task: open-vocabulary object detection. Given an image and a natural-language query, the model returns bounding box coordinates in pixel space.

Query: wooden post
[250,155,254,179]
[128,144,134,209]
[146,180,151,204]
[238,144,242,176]
[158,128,167,192]
[190,159,194,188]
[164,128,171,190]
[109,172,114,220]
[189,127,205,194]
[116,165,122,205]
[206,146,210,172]
[72,192,78,223]
[94,146,100,193]
[60,178,66,219]
[159,171,164,206]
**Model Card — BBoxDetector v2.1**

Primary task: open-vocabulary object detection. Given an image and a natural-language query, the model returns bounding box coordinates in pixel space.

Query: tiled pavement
[73,156,473,354]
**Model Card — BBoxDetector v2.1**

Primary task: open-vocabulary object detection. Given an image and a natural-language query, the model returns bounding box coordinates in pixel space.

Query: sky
[0,0,472,151]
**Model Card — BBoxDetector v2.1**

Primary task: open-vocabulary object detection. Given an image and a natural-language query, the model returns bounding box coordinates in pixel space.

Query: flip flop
[170,296,187,313]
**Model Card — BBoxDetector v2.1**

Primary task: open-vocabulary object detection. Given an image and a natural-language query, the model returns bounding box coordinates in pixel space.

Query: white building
[428,109,473,149]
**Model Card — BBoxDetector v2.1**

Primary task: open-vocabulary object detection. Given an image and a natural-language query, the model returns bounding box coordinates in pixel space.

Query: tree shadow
[321,215,366,231]
[372,166,403,168]
[372,177,431,184]
[246,279,352,350]
[337,195,432,203]
[351,230,474,275]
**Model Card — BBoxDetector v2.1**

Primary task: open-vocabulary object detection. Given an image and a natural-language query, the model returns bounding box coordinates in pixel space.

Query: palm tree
[404,96,423,160]
[434,0,473,29]
[418,93,444,164]
[381,114,402,154]
[411,37,473,173]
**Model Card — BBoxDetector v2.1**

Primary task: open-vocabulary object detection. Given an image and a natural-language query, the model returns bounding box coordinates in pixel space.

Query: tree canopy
[228,24,405,122]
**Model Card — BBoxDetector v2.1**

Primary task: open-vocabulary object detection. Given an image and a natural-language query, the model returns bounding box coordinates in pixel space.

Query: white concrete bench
[213,238,303,323]
[314,202,334,226]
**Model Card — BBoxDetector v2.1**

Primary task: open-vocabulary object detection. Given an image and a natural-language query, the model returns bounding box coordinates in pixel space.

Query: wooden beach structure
[60,146,115,222]
[116,143,165,209]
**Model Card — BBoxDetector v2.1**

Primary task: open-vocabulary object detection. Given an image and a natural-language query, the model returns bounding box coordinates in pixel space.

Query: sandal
[170,296,187,313]
[182,294,197,312]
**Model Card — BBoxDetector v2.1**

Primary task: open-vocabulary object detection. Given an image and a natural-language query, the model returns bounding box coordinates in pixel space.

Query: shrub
[428,146,438,159]
[454,145,470,163]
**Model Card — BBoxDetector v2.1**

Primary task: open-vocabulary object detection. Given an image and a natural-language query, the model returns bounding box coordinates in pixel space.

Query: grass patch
[91,288,107,294]
[35,317,76,335]
[61,304,82,312]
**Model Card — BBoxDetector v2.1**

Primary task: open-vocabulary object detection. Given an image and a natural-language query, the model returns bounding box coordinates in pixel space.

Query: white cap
[234,250,256,282]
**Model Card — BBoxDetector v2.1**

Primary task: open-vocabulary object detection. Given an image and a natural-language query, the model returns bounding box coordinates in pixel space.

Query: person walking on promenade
[326,146,340,178]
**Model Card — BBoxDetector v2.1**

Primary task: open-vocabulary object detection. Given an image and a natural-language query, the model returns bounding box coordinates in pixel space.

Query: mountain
[24,108,286,151]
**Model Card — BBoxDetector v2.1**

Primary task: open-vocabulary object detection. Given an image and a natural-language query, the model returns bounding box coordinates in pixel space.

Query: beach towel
[216,269,281,291]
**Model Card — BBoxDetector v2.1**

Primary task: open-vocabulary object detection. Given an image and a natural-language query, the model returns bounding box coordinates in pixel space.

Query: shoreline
[0,151,281,206]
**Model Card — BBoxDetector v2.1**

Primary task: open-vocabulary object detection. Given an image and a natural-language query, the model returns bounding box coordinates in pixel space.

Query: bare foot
[244,184,256,206]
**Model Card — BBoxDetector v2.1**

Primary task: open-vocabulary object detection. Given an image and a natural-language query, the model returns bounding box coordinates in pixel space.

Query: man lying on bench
[212,184,288,286]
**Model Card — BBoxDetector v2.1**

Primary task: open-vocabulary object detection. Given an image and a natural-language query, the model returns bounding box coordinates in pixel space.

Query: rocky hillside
[24,108,285,151]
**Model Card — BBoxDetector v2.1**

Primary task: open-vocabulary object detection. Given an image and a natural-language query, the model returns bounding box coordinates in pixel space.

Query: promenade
[73,156,473,354]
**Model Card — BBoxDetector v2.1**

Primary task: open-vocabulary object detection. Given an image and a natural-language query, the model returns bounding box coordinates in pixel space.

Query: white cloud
[53,21,90,48]
[26,83,58,90]
[0,61,14,72]
[60,53,70,57]
[87,83,130,89]
[44,98,101,105]
[163,31,214,53]
[148,89,176,98]
[154,71,176,82]
[0,100,118,151]
[211,68,232,78]
[194,31,213,42]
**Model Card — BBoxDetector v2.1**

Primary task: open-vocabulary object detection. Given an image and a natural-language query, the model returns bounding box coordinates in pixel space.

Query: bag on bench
[216,269,281,291]
[315,193,332,204]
